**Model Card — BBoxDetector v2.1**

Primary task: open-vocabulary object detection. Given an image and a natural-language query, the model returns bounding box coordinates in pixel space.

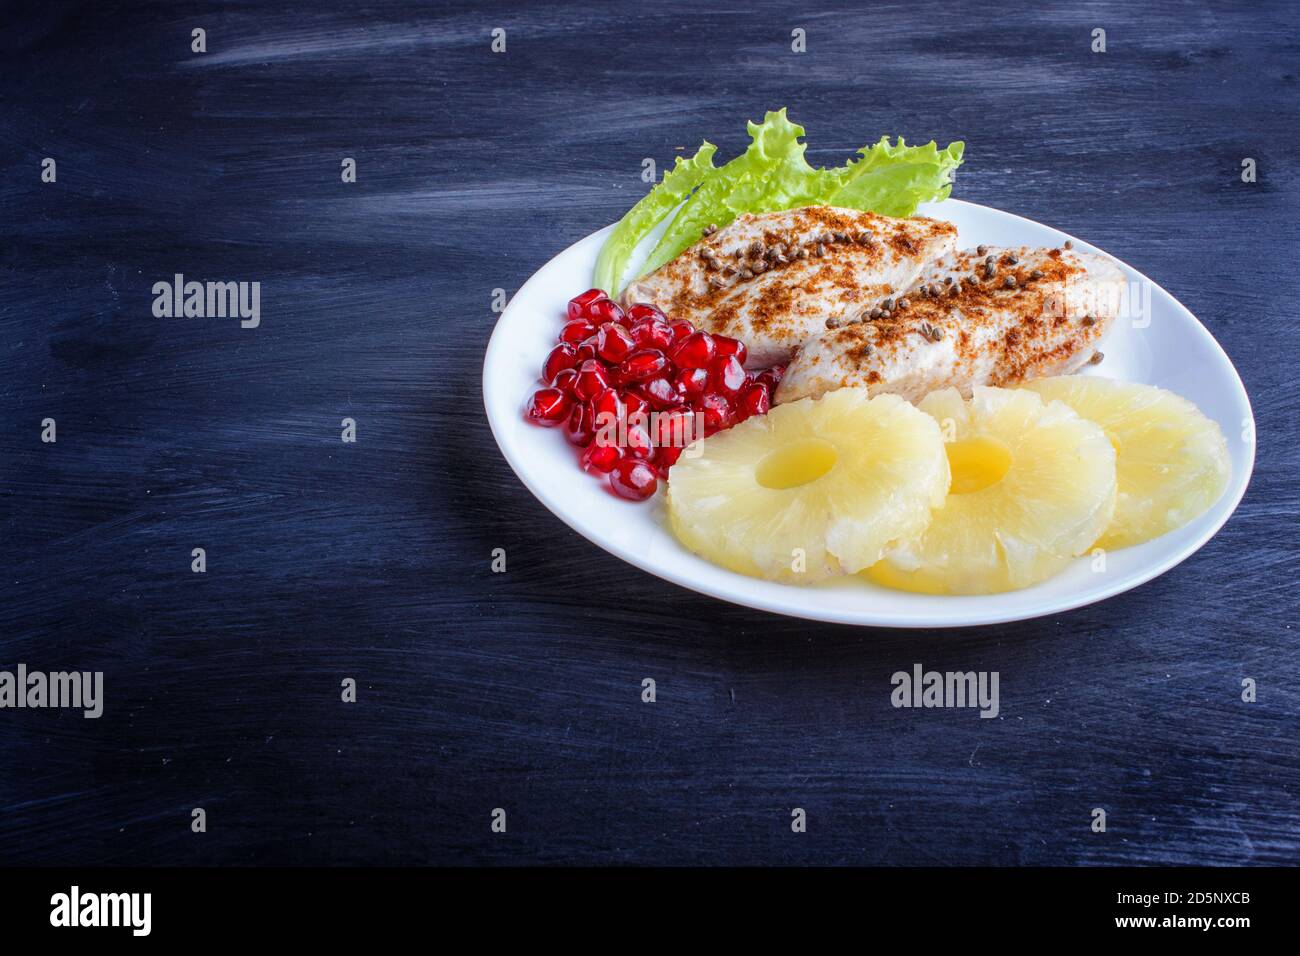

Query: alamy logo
[0,664,103,718]
[891,663,999,718]
[152,274,260,328]
[50,886,151,936]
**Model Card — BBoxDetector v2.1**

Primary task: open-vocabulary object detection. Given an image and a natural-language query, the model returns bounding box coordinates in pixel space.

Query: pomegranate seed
[575,338,599,363]
[713,335,748,365]
[543,343,579,383]
[560,319,595,344]
[623,422,654,459]
[655,444,683,475]
[757,364,786,391]
[526,387,571,426]
[609,459,658,500]
[637,375,680,410]
[625,303,667,324]
[591,387,624,427]
[623,391,650,420]
[653,408,699,450]
[551,367,578,395]
[563,402,595,446]
[619,348,668,383]
[673,366,709,401]
[596,322,635,363]
[567,288,608,321]
[630,320,674,351]
[585,298,625,326]
[581,442,623,474]
[670,330,715,369]
[569,288,606,306]
[699,393,732,435]
[668,319,694,342]
[709,354,746,397]
[572,359,611,401]
[739,381,771,418]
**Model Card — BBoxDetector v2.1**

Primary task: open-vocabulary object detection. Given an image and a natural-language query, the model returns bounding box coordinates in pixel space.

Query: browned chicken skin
[776,245,1127,404]
[621,206,958,367]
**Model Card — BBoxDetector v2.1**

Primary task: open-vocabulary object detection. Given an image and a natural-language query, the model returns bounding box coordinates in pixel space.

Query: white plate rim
[483,198,1256,628]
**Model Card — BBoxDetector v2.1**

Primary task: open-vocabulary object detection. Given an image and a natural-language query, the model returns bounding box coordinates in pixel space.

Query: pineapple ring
[865,387,1117,595]
[666,388,949,583]
[1025,377,1230,549]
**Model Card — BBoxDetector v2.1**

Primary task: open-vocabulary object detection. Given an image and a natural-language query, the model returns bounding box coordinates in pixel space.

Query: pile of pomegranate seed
[526,288,785,501]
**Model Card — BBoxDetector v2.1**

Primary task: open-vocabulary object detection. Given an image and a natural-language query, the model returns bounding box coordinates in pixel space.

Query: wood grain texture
[1,0,1297,865]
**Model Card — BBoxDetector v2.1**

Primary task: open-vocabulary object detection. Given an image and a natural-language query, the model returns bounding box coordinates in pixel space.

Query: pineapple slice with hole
[666,388,949,583]
[1024,376,1230,549]
[865,386,1117,594]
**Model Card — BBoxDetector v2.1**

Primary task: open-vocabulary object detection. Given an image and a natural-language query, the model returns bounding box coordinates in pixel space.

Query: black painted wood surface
[1,0,1297,865]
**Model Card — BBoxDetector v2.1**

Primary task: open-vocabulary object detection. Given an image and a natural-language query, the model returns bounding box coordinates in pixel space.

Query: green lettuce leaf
[827,136,965,217]
[592,110,965,293]
[592,142,717,295]
[637,110,821,278]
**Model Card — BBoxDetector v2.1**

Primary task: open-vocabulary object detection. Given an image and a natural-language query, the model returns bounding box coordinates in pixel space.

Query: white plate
[483,199,1255,627]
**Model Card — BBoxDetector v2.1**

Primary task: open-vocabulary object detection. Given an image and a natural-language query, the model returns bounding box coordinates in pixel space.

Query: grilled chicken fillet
[621,206,958,367]
[776,246,1127,405]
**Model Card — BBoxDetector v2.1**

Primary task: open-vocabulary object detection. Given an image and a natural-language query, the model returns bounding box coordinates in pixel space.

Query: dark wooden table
[2,0,1297,866]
